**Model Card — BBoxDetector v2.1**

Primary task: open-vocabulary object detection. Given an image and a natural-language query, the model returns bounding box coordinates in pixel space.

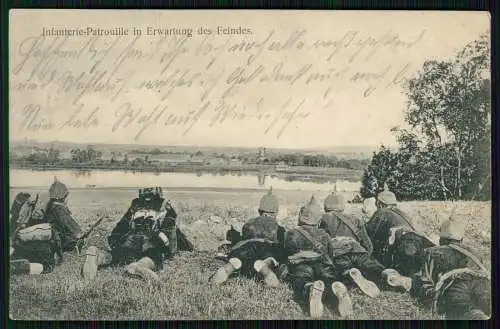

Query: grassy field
[8,188,491,320]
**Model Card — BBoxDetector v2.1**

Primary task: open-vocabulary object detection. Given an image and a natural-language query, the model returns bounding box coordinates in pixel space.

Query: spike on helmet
[440,214,465,241]
[377,182,397,205]
[299,195,322,225]
[49,177,69,200]
[324,188,345,212]
[259,187,279,213]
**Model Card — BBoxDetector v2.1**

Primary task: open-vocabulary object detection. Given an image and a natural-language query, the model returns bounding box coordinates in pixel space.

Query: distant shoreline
[9,162,364,180]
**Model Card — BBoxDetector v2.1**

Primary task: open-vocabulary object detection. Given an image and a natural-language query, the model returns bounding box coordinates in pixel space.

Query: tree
[361,33,490,201]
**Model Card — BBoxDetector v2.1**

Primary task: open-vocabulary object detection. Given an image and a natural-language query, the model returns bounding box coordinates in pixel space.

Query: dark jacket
[411,243,489,307]
[284,225,332,257]
[107,197,178,263]
[241,215,283,242]
[319,211,373,254]
[44,200,82,251]
[366,207,415,258]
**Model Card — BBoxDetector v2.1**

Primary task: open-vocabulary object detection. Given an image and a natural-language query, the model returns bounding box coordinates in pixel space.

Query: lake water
[10,169,361,192]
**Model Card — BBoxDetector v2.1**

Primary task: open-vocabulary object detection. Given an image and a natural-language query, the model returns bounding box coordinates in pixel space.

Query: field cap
[440,214,466,241]
[377,183,397,206]
[259,187,279,213]
[299,195,322,225]
[49,176,69,200]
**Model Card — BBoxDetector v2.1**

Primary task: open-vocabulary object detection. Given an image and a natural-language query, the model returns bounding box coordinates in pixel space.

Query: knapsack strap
[447,244,488,273]
[293,227,335,265]
[332,212,361,241]
[388,207,417,231]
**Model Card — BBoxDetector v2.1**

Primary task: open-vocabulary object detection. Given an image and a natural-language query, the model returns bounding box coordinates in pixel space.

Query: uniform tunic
[283,224,386,297]
[319,211,373,254]
[411,244,490,319]
[44,201,83,252]
[366,207,433,276]
[227,215,285,275]
[106,197,178,270]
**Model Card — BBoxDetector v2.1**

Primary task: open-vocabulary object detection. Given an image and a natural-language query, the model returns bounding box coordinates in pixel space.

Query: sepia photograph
[8,10,491,320]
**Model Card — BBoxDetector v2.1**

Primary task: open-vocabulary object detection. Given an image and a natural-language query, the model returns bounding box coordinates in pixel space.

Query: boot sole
[125,263,160,283]
[331,282,353,317]
[81,247,99,280]
[348,268,380,298]
[387,275,412,292]
[309,281,325,319]
[211,267,230,285]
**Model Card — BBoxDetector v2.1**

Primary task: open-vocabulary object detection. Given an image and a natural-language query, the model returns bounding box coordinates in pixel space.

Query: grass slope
[9,188,491,320]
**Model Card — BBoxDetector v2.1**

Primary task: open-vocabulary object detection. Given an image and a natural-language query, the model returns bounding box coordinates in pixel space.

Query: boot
[382,269,412,292]
[81,246,99,281]
[345,268,380,298]
[306,280,325,319]
[10,259,44,275]
[125,262,160,283]
[211,257,242,285]
[254,257,280,287]
[331,281,353,317]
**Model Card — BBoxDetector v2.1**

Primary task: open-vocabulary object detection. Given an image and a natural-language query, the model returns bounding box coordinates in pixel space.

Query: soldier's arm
[158,214,177,255]
[52,204,83,237]
[365,210,382,239]
[107,207,133,248]
[411,250,437,306]
[283,229,300,256]
[357,219,374,255]
[162,199,178,219]
[241,221,253,240]
[226,226,242,244]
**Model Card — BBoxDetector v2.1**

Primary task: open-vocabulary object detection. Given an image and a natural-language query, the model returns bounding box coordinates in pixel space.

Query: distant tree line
[11,146,370,171]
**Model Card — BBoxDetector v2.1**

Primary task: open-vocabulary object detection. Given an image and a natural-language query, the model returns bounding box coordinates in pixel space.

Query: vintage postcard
[8,10,491,320]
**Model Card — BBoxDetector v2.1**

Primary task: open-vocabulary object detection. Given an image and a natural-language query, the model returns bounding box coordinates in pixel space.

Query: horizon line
[10,139,397,151]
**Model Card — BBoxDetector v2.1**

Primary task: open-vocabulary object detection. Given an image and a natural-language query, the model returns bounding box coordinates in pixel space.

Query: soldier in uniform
[410,215,491,320]
[9,192,45,275]
[281,195,353,318]
[210,187,285,287]
[43,178,84,253]
[319,191,373,254]
[366,183,435,277]
[10,179,85,275]
[81,187,179,283]
[282,196,413,318]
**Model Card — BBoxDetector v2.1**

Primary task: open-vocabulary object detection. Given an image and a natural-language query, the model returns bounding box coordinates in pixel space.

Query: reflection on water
[10,169,361,192]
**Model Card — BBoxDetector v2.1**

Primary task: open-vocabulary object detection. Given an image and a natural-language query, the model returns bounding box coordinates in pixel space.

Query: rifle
[75,214,108,255]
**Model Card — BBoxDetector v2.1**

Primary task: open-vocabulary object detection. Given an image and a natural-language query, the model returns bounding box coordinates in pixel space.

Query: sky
[9,10,490,149]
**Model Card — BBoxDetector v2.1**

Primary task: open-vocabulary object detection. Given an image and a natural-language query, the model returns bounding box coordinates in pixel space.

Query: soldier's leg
[334,254,380,298]
[81,246,113,281]
[210,257,242,285]
[253,244,282,287]
[287,263,324,318]
[10,259,44,275]
[319,264,353,317]
[354,253,412,292]
[254,257,280,287]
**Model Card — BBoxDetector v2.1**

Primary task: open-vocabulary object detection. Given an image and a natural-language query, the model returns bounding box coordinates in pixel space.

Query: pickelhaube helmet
[324,184,345,211]
[299,195,322,226]
[440,213,466,241]
[49,176,69,200]
[259,187,279,213]
[377,183,397,206]
[139,186,163,200]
